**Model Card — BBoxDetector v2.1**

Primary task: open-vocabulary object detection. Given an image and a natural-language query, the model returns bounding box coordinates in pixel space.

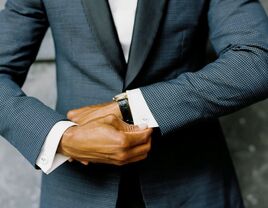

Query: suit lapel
[81,0,126,76]
[125,0,167,88]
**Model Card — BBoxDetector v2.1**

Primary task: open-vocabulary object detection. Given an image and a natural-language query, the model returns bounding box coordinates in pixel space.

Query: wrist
[57,126,76,155]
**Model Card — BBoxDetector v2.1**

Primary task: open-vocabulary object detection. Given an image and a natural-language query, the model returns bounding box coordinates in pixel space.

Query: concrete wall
[0,1,268,207]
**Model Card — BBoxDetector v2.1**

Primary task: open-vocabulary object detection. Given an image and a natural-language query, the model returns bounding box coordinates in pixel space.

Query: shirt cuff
[36,121,76,174]
[127,89,159,128]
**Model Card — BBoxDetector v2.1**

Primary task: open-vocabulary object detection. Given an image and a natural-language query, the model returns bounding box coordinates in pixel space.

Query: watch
[113,92,134,124]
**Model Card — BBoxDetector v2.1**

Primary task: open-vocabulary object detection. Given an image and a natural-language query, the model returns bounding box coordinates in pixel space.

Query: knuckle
[117,152,128,162]
[138,154,148,162]
[141,134,150,143]
[116,161,125,166]
[106,114,117,123]
[145,143,151,152]
[148,138,152,146]
[143,154,148,159]
[67,110,76,119]
[121,140,129,149]
[145,129,153,137]
[64,126,76,140]
[118,134,129,148]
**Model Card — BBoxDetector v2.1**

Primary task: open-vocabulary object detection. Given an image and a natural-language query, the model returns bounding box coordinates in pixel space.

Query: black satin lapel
[125,0,167,88]
[81,0,126,75]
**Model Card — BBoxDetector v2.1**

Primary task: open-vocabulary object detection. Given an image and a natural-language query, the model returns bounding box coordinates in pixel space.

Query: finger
[70,138,151,164]
[114,119,148,132]
[123,153,148,164]
[103,152,150,165]
[78,153,148,166]
[115,138,152,162]
[84,137,151,161]
[67,107,89,119]
[123,129,153,147]
[70,110,93,124]
[66,155,91,165]
[100,114,148,132]
[67,105,100,120]
[74,108,114,124]
[70,103,119,124]
[80,161,89,165]
[99,116,152,148]
[67,103,112,119]
[123,123,148,132]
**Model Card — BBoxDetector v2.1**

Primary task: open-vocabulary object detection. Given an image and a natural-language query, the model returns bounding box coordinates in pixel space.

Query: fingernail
[138,124,148,130]
[81,161,89,165]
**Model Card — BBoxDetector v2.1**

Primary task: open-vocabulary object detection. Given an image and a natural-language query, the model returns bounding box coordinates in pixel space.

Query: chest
[43,0,208,34]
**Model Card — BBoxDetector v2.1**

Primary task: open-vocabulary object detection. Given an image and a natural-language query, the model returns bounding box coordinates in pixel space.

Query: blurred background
[0,0,268,207]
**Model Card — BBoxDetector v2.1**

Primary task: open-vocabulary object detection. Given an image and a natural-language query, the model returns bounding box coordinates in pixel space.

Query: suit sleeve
[140,0,268,135]
[0,0,66,166]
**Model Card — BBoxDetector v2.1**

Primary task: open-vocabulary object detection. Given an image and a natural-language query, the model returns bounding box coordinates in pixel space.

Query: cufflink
[40,155,48,165]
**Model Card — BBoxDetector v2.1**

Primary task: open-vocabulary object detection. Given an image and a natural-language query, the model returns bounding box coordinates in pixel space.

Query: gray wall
[0,1,268,208]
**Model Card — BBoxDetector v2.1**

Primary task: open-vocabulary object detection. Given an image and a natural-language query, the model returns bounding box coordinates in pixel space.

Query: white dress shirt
[36,0,159,174]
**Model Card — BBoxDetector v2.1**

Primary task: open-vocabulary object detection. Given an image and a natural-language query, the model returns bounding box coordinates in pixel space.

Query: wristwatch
[113,92,134,124]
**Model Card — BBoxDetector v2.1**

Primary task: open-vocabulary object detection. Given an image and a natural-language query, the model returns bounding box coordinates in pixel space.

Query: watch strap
[117,99,134,124]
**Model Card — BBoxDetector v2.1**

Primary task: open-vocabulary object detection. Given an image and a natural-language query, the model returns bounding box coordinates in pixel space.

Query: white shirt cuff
[36,121,76,174]
[127,89,159,128]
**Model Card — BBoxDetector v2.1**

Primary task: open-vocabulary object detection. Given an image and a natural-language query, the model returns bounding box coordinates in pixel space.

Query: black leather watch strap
[117,99,134,124]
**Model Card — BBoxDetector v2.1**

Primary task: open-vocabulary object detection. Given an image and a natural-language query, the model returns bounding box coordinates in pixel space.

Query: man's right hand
[57,114,153,166]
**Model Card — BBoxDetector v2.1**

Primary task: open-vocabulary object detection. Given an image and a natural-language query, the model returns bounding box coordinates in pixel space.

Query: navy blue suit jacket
[0,0,268,207]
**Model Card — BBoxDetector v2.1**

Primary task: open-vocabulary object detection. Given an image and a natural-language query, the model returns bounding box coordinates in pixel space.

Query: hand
[67,102,122,125]
[58,114,153,166]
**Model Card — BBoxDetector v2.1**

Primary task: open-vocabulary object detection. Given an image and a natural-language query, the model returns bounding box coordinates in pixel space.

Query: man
[0,0,268,207]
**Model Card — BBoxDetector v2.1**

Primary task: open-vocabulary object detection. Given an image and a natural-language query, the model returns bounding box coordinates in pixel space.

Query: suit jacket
[1,0,268,207]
